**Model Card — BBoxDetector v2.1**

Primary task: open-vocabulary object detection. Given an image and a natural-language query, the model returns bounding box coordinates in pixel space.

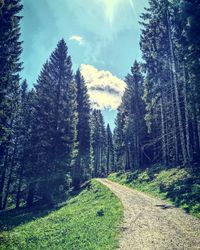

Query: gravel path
[98,179,200,250]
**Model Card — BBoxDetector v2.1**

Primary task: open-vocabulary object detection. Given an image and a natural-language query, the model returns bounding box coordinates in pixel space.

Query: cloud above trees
[80,64,126,110]
[69,35,84,45]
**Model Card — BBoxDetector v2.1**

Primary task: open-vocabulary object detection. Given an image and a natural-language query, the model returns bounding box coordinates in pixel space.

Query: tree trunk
[106,147,110,175]
[160,98,167,165]
[169,63,179,163]
[182,64,191,162]
[0,169,7,210]
[2,164,14,209]
[192,106,200,162]
[26,183,36,208]
[167,10,188,164]
[16,162,25,209]
[0,149,9,209]
[2,137,18,209]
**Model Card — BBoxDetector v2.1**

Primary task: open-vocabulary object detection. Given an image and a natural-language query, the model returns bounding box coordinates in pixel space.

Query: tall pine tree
[0,0,23,209]
[90,110,106,177]
[72,69,91,189]
[106,124,114,174]
[29,40,78,205]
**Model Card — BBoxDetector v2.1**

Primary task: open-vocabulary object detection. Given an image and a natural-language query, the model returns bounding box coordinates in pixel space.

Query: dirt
[98,179,200,250]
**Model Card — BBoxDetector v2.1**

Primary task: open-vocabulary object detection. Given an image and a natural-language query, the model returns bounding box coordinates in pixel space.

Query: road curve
[97,179,200,250]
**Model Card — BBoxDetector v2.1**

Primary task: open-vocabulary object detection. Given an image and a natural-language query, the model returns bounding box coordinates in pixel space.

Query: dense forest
[0,0,200,211]
[114,0,200,171]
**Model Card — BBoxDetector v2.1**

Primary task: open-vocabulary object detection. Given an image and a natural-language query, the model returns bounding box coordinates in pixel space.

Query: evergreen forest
[0,1,200,249]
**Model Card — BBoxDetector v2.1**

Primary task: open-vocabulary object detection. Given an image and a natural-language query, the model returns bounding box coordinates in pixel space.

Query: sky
[21,0,149,129]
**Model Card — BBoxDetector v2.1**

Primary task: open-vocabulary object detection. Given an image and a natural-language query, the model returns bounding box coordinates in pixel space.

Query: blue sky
[21,0,148,129]
[21,0,148,84]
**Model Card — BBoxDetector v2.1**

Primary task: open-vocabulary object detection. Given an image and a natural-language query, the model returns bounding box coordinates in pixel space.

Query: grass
[108,165,200,218]
[0,180,123,250]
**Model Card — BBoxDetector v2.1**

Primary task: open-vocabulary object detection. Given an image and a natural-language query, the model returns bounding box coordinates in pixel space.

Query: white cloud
[80,64,126,110]
[69,35,84,45]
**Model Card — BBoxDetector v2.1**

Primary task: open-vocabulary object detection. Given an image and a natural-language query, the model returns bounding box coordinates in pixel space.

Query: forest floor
[98,179,200,250]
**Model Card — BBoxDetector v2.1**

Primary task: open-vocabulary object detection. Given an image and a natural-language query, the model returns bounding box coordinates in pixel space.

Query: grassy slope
[0,180,123,250]
[108,165,200,218]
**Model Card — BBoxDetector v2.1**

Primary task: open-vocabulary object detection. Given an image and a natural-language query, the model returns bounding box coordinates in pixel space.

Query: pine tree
[14,81,33,208]
[113,107,126,172]
[140,0,170,165]
[72,69,91,189]
[138,0,200,167]
[114,61,147,171]
[140,0,187,165]
[29,40,77,205]
[1,81,35,209]
[0,0,23,209]
[106,124,114,174]
[181,0,200,163]
[90,110,106,177]
[124,61,147,169]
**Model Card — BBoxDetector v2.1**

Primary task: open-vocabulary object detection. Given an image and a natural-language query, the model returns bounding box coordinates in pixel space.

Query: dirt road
[98,179,200,250]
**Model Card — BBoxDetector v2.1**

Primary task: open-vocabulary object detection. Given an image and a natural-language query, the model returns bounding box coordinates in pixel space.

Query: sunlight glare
[101,0,119,25]
[100,0,136,25]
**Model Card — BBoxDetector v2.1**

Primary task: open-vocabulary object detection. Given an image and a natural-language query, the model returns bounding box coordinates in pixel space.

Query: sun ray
[100,0,137,25]
[129,0,137,19]
[101,0,119,25]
